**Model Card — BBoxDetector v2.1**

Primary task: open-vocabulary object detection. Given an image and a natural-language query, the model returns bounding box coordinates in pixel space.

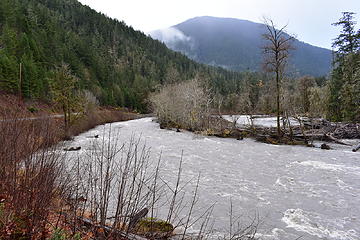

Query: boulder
[321,143,331,150]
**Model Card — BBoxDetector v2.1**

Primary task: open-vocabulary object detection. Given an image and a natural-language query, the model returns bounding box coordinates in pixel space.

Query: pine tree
[332,12,359,58]
[50,63,83,135]
[0,54,19,92]
[328,12,360,121]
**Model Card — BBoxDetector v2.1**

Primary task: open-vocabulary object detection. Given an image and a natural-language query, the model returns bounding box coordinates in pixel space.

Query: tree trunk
[18,62,22,100]
[276,69,281,138]
[325,133,351,146]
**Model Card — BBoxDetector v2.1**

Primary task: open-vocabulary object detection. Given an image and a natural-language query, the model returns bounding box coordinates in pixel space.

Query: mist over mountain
[150,16,332,76]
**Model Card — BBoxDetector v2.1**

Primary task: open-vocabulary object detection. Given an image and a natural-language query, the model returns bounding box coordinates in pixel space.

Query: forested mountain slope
[0,0,247,111]
[151,16,332,76]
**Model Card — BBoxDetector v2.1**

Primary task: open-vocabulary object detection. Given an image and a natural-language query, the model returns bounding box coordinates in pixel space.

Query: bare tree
[262,18,294,138]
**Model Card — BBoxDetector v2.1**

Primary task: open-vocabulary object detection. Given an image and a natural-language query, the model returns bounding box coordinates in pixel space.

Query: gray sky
[78,0,360,49]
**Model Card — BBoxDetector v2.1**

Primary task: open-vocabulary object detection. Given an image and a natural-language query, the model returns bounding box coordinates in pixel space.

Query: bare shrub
[150,77,212,131]
[67,126,160,236]
[219,199,260,240]
[0,113,66,238]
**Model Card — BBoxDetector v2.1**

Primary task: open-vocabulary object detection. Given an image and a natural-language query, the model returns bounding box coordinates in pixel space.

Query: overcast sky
[78,0,360,49]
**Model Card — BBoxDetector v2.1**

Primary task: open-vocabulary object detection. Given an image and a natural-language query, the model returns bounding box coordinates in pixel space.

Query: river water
[65,117,360,240]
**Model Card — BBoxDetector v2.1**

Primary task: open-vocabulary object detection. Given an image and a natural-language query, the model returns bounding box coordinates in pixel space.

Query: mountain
[0,0,248,111]
[150,16,332,76]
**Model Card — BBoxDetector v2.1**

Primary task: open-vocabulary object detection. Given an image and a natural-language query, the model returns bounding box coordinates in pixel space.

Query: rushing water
[65,117,360,240]
[222,115,301,128]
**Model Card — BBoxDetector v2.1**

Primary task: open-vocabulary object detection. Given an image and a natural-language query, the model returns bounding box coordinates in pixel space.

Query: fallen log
[353,143,360,152]
[325,133,352,146]
[128,208,149,230]
[76,216,147,240]
[332,123,360,139]
[293,133,325,139]
[63,146,81,151]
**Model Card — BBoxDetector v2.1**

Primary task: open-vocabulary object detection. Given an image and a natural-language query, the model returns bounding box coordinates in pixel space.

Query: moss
[27,106,39,113]
[134,218,173,235]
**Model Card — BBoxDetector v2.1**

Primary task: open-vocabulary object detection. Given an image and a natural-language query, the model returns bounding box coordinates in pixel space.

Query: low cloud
[149,27,191,45]
[149,27,198,60]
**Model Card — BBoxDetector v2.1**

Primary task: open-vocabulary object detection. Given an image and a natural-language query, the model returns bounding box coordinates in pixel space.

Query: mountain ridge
[150,16,332,76]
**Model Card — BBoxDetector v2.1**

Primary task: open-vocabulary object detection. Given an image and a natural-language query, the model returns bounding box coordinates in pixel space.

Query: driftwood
[293,133,324,139]
[353,143,360,152]
[86,135,99,139]
[283,132,352,146]
[59,210,149,239]
[332,123,360,139]
[128,208,149,230]
[62,212,148,240]
[64,146,81,151]
[325,133,352,146]
[199,116,359,147]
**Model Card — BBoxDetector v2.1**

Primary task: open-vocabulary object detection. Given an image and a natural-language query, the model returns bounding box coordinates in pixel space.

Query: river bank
[159,113,360,151]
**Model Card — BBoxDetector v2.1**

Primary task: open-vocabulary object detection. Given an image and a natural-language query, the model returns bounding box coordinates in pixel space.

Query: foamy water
[222,115,300,128]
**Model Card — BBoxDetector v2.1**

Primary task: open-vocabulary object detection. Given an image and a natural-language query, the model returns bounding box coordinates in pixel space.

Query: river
[64,117,360,240]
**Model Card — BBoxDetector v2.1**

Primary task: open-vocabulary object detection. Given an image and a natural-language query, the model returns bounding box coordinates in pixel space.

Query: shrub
[149,77,212,131]
[0,112,66,239]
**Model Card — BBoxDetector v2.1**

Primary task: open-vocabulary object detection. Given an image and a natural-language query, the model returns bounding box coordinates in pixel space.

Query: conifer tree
[50,63,83,135]
[328,12,360,121]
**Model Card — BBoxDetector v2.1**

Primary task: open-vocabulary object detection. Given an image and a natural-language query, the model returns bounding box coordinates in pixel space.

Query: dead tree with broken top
[262,18,294,138]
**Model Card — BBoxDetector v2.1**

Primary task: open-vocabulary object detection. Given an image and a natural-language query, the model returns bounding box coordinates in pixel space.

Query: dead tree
[262,18,294,138]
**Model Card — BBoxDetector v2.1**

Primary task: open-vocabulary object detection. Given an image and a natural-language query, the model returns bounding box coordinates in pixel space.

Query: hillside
[0,0,248,111]
[150,16,332,76]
